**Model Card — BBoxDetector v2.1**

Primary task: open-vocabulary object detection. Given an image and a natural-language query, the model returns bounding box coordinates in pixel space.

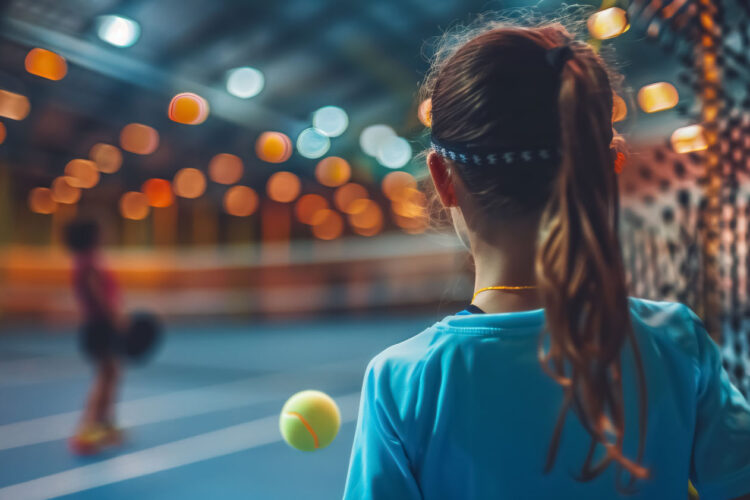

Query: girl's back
[344,18,750,500]
[345,299,750,498]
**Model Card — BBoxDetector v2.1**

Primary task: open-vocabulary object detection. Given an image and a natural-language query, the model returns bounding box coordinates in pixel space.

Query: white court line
[0,392,360,500]
[0,358,365,452]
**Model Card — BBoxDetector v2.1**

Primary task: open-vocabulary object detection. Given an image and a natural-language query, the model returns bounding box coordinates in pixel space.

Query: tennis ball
[280,390,341,451]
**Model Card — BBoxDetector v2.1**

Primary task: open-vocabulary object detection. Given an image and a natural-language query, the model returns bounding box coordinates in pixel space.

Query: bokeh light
[168,92,209,125]
[0,122,5,144]
[360,124,395,157]
[312,106,348,137]
[226,67,264,99]
[97,15,141,47]
[587,7,629,40]
[295,194,328,224]
[119,191,150,220]
[120,123,159,155]
[353,221,383,237]
[267,171,301,203]
[311,209,344,240]
[209,153,244,185]
[296,128,330,159]
[256,132,293,163]
[223,185,259,217]
[382,171,417,201]
[0,90,30,120]
[24,48,67,81]
[376,136,412,169]
[51,176,81,204]
[64,159,100,189]
[173,168,207,199]
[418,98,432,127]
[315,157,351,187]
[348,199,383,231]
[393,212,428,234]
[612,94,627,122]
[671,125,708,154]
[392,188,427,218]
[89,143,123,173]
[142,178,174,207]
[637,82,679,113]
[28,187,56,214]
[334,183,368,213]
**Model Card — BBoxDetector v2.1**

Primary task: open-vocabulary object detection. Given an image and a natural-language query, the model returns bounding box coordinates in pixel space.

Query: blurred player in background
[64,220,124,454]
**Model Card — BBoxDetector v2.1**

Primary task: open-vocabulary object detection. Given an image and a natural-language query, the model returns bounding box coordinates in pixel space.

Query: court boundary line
[0,358,365,452]
[0,392,360,500]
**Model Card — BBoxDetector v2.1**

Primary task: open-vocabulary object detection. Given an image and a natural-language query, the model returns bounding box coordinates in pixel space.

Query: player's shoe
[68,423,124,455]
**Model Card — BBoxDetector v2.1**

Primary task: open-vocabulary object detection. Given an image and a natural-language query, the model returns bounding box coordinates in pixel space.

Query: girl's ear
[427,152,458,207]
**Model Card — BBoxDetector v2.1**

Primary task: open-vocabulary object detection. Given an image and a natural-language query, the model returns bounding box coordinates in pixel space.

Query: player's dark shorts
[79,318,121,361]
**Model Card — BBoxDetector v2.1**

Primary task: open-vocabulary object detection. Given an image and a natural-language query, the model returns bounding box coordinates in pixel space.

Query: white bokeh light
[312,106,348,137]
[377,136,412,169]
[359,124,396,157]
[296,128,331,159]
[97,15,140,48]
[226,67,265,99]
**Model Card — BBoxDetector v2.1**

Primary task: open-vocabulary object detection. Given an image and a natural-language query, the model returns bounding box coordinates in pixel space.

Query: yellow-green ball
[280,390,341,451]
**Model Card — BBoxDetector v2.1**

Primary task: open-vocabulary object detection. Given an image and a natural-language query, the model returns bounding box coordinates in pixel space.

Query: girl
[64,220,124,454]
[344,22,750,499]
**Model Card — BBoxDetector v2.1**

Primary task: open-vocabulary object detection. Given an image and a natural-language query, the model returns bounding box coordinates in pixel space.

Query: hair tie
[545,45,574,73]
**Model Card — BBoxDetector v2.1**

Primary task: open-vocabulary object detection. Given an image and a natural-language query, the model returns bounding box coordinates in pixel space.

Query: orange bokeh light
[295,194,329,224]
[51,176,81,204]
[209,153,244,185]
[173,168,206,199]
[142,178,174,207]
[353,219,383,237]
[0,90,31,120]
[418,98,432,127]
[28,187,57,214]
[637,82,679,113]
[223,185,259,217]
[0,122,5,144]
[612,94,627,122]
[587,7,629,40]
[119,191,150,220]
[120,123,159,155]
[392,188,427,218]
[393,212,428,234]
[256,132,293,163]
[315,157,351,187]
[671,125,708,154]
[382,171,417,201]
[64,159,100,189]
[333,183,368,213]
[25,48,67,81]
[347,199,383,230]
[266,171,301,203]
[168,92,209,125]
[311,209,344,240]
[90,143,123,173]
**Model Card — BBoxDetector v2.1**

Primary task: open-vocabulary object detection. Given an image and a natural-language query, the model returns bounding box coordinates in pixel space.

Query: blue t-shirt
[343,298,750,499]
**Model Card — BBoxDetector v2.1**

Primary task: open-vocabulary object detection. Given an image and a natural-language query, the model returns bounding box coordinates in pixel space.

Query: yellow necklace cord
[472,285,538,302]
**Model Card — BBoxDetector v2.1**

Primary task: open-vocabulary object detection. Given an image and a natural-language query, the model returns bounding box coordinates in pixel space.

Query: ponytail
[422,22,649,487]
[535,45,649,485]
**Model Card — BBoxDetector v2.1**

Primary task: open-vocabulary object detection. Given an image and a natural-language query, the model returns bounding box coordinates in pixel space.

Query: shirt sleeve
[343,358,422,500]
[686,307,750,500]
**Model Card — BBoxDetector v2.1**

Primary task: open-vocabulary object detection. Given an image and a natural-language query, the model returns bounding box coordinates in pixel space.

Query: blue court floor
[0,314,434,499]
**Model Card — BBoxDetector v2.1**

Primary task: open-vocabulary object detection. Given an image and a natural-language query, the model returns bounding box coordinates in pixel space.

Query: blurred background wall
[1,0,750,392]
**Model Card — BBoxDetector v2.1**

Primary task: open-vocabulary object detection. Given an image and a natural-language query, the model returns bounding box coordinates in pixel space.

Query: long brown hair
[422,21,649,486]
